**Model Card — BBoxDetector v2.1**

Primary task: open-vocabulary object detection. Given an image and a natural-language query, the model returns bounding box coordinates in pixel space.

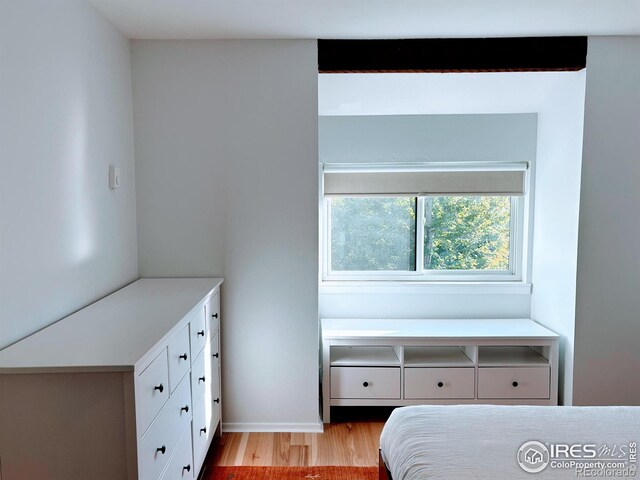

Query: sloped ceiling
[88,0,640,39]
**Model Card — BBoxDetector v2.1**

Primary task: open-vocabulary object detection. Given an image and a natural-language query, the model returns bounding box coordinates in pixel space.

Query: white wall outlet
[109,165,120,189]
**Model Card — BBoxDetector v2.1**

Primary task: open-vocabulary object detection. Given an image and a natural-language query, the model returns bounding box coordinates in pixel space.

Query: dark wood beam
[318,37,587,73]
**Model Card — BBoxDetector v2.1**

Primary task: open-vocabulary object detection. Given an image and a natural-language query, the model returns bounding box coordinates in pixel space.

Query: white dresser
[321,318,560,423]
[0,278,223,480]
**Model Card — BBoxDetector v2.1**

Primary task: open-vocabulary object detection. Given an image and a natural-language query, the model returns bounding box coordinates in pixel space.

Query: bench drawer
[331,367,400,399]
[478,367,550,399]
[405,367,475,399]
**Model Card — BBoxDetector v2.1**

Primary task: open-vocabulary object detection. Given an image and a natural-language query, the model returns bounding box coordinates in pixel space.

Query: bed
[379,405,639,480]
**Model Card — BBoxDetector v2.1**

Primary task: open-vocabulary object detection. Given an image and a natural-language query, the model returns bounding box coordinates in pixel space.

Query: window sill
[318,281,532,295]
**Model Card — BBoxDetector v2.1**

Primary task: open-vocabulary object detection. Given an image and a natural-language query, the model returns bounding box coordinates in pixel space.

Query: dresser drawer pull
[183,465,191,473]
[200,427,207,435]
[437,382,444,388]
[362,381,369,387]
[212,313,218,319]
[181,405,189,413]
[213,353,219,358]
[156,445,166,455]
[512,381,519,387]
[197,330,205,337]
[179,353,188,360]
[214,398,220,404]
[154,384,164,393]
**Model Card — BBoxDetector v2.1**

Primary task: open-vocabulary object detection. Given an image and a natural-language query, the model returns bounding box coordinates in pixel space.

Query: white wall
[573,37,640,405]
[527,80,586,407]
[132,40,320,431]
[319,114,537,165]
[0,0,138,350]
[319,113,537,320]
[319,73,586,404]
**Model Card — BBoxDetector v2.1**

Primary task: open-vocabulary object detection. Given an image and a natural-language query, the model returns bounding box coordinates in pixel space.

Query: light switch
[109,165,120,189]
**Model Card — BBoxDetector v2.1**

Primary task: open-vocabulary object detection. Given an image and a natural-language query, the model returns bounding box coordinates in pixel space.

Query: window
[322,164,527,281]
[423,195,511,271]
[331,197,417,271]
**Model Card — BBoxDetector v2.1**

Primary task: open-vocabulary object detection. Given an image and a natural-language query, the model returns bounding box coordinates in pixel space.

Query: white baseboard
[222,422,324,433]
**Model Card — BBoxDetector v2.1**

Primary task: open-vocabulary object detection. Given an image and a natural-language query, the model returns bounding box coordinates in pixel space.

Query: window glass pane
[424,196,511,270]
[331,197,416,271]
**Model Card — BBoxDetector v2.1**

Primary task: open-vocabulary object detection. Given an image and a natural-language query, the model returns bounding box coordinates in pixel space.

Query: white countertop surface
[321,318,559,341]
[0,278,222,373]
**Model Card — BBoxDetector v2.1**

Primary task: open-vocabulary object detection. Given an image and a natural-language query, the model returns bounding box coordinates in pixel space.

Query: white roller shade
[323,165,526,197]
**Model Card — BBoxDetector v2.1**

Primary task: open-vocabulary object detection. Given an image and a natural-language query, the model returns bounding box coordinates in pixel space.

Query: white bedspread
[380,405,639,480]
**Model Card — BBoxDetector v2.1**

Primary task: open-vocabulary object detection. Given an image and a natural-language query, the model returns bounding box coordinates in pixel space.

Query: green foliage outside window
[331,197,416,271]
[330,196,511,272]
[426,196,510,270]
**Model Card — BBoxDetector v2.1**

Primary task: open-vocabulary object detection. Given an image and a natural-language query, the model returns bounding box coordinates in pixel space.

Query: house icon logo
[525,449,543,463]
[517,441,550,473]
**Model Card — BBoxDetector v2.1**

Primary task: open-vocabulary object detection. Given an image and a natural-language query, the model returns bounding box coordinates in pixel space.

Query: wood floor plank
[312,424,333,466]
[235,432,250,466]
[211,421,383,467]
[288,445,309,466]
[290,433,310,446]
[272,432,291,466]
[211,432,244,466]
[309,432,319,466]
[242,432,274,466]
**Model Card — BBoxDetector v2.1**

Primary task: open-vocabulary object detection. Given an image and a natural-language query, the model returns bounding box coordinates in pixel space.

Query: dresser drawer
[167,325,191,393]
[137,349,170,434]
[211,390,221,434]
[139,375,192,480]
[478,367,550,399]
[189,308,207,361]
[191,347,211,408]
[192,393,217,470]
[405,367,475,399]
[211,329,220,372]
[331,367,400,399]
[205,291,220,339]
[210,329,221,401]
[160,425,194,480]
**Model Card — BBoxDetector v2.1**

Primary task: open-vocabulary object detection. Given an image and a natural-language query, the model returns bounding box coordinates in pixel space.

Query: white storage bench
[321,318,560,423]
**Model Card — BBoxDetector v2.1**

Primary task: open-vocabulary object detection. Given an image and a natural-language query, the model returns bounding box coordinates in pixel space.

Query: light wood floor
[208,420,385,467]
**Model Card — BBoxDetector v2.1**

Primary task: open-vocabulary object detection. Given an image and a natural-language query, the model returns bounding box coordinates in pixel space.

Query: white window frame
[321,165,528,283]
